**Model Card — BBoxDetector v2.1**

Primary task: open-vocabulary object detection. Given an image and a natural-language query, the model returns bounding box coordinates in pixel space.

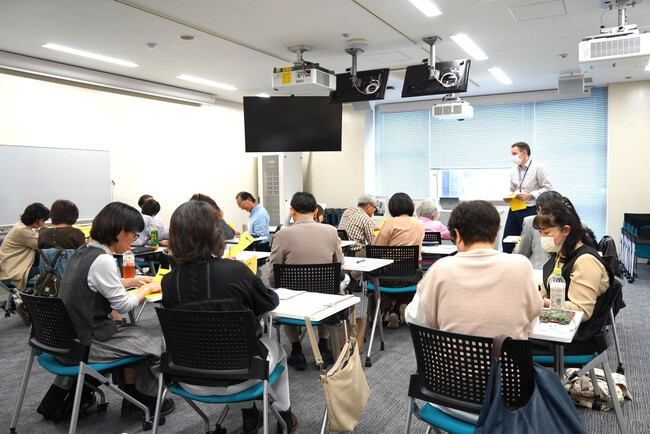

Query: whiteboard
[0,145,111,226]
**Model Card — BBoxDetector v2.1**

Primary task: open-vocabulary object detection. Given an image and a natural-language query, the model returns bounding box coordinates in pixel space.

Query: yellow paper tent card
[242,255,257,275]
[224,231,255,258]
[73,225,92,239]
[374,218,387,237]
[503,194,527,212]
[153,268,171,283]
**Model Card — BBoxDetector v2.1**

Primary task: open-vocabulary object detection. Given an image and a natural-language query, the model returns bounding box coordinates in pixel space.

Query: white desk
[225,236,267,245]
[271,291,359,322]
[528,310,584,379]
[340,240,355,248]
[341,257,393,272]
[421,245,457,256]
[503,235,520,244]
[233,250,271,261]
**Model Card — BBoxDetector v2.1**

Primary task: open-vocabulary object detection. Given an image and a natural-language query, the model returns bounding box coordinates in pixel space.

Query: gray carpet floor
[1,264,648,434]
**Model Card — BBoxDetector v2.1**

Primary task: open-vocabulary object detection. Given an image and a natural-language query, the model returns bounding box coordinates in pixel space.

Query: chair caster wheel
[4,312,10,318]
[592,400,602,411]
[143,421,153,431]
[365,358,372,367]
[617,366,625,375]
[97,403,108,412]
[628,278,634,283]
[380,342,385,351]
[211,425,227,434]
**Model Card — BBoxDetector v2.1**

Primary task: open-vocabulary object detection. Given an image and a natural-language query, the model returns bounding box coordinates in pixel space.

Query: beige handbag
[305,308,371,432]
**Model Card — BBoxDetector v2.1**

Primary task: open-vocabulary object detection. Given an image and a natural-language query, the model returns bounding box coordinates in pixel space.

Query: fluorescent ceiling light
[256,93,270,98]
[177,74,237,91]
[408,0,442,17]
[450,34,488,61]
[42,43,139,68]
[488,67,513,85]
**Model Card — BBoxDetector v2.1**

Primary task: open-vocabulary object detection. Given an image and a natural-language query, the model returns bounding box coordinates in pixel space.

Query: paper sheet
[374,218,388,237]
[273,288,306,300]
[153,268,171,283]
[510,198,527,211]
[243,255,257,274]
[224,231,255,257]
[126,288,162,301]
[73,225,92,238]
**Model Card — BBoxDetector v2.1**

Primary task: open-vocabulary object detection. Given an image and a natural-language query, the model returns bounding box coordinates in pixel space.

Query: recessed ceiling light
[42,43,139,68]
[256,93,270,98]
[408,0,442,17]
[488,67,513,85]
[450,34,488,61]
[177,74,237,91]
[179,34,195,41]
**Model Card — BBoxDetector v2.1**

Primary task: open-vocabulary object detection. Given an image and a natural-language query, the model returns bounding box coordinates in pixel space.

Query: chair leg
[182,397,211,433]
[319,407,328,434]
[602,359,629,434]
[263,380,269,434]
[68,371,86,434]
[609,309,624,374]
[9,350,35,433]
[365,277,382,367]
[404,397,414,434]
[152,373,165,434]
[589,369,601,405]
[274,323,282,345]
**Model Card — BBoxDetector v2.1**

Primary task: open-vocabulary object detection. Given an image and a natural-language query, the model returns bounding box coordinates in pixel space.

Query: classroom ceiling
[1,0,649,104]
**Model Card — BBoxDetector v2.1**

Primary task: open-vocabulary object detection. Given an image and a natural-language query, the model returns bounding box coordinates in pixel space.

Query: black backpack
[33,249,65,297]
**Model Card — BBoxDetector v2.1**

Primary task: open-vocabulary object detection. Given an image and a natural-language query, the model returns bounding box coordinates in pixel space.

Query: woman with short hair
[162,201,297,434]
[416,199,451,239]
[38,199,86,249]
[189,193,237,240]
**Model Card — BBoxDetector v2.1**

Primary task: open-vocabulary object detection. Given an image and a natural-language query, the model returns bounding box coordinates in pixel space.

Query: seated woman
[136,199,170,246]
[406,200,543,339]
[38,199,86,249]
[189,193,236,240]
[373,192,425,328]
[0,203,50,291]
[57,202,174,416]
[533,201,611,353]
[416,199,451,240]
[161,201,297,434]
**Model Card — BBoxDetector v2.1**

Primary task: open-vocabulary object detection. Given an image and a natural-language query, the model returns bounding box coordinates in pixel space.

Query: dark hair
[90,202,144,246]
[20,203,50,225]
[236,191,256,203]
[138,194,153,208]
[536,190,564,208]
[169,201,224,264]
[388,192,415,217]
[447,200,500,245]
[189,193,220,211]
[512,142,531,157]
[290,192,318,214]
[533,201,595,258]
[50,199,79,225]
[141,199,161,216]
[316,205,325,221]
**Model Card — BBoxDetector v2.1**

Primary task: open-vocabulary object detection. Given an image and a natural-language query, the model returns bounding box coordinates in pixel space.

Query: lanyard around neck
[518,159,532,192]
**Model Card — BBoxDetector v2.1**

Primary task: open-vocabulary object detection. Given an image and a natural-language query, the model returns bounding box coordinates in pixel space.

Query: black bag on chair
[33,249,65,297]
[475,336,588,434]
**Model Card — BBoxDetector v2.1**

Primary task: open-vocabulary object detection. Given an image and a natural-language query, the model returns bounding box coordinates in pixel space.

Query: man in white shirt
[503,142,552,253]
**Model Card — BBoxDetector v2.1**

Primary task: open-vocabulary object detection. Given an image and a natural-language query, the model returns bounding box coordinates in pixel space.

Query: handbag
[474,335,588,434]
[33,249,65,297]
[305,307,371,432]
[564,367,632,411]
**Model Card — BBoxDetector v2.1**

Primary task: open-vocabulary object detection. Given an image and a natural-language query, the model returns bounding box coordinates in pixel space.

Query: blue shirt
[249,204,270,244]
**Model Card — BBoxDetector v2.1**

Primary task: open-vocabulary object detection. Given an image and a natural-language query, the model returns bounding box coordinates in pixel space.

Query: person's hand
[374,227,380,232]
[543,297,551,308]
[144,281,162,294]
[122,276,153,288]
[235,231,241,236]
[516,192,533,201]
[503,197,512,203]
[160,239,169,247]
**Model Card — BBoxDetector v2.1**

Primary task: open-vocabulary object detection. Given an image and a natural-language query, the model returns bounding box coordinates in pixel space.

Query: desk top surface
[234,250,271,260]
[341,256,394,272]
[527,310,584,343]
[421,245,458,255]
[271,291,360,322]
[225,236,267,245]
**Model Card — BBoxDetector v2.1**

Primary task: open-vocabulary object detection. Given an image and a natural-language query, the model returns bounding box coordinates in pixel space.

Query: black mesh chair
[152,308,287,434]
[404,325,534,433]
[10,293,156,434]
[365,245,422,367]
[337,229,349,241]
[423,231,442,245]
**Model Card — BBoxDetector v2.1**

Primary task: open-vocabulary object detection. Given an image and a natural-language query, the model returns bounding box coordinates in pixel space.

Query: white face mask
[540,230,563,253]
[512,154,522,165]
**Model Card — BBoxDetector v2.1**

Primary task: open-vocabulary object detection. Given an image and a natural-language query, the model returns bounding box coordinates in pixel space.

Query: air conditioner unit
[432,100,473,120]
[579,31,650,73]
[272,64,336,94]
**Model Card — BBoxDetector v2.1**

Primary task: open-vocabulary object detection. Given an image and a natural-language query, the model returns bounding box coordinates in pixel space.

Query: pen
[356,259,366,263]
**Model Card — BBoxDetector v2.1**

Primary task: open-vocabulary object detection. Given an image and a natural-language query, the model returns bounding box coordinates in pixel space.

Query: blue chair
[152,308,287,434]
[404,325,534,434]
[365,245,422,367]
[10,293,160,434]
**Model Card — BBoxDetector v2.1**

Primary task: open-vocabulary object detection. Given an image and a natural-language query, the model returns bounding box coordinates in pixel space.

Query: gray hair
[536,191,563,208]
[357,194,378,207]
[416,199,441,220]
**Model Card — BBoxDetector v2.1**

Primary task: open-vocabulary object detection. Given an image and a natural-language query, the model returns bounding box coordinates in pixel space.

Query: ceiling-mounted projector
[432,95,473,120]
[272,45,336,94]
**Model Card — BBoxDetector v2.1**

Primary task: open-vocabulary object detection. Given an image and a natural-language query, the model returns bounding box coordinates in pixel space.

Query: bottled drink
[150,224,159,250]
[549,268,566,311]
[123,248,136,279]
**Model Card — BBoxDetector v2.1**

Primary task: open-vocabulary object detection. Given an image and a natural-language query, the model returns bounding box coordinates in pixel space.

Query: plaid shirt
[338,207,375,251]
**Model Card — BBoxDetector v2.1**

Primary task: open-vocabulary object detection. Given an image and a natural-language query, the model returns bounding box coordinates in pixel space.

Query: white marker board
[0,145,111,226]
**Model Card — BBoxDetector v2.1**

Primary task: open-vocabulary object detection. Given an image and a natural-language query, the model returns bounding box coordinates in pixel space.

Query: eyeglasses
[131,231,140,242]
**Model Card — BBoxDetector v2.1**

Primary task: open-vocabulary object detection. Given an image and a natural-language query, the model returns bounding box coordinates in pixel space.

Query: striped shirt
[338,207,375,251]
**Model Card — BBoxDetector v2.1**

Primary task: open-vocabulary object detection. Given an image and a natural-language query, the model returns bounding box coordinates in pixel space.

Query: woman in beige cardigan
[0,203,50,290]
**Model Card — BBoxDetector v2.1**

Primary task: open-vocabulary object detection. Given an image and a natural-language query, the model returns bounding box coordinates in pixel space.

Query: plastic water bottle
[549,268,566,311]
[123,248,136,279]
[150,224,159,250]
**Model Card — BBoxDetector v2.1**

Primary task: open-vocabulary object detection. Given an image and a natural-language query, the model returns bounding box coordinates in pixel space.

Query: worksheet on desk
[276,293,354,317]
[273,288,305,300]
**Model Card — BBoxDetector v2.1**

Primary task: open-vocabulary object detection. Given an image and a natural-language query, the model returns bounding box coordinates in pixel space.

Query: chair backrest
[155,308,267,382]
[366,245,420,279]
[20,293,87,361]
[273,263,341,295]
[408,324,534,414]
[337,229,349,241]
[423,231,441,244]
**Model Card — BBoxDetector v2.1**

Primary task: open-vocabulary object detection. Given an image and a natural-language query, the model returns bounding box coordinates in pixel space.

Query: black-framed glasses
[131,231,140,242]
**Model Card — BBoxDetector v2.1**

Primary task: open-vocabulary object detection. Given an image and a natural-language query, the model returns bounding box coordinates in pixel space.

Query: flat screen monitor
[329,68,390,103]
[244,96,342,152]
[401,59,471,98]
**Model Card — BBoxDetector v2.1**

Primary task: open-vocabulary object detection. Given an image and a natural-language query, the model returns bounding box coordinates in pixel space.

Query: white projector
[432,100,473,120]
[272,64,336,94]
[579,31,650,72]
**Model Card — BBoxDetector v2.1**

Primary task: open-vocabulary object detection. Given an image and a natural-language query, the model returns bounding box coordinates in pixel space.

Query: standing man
[503,142,552,253]
[337,194,378,258]
[236,191,270,251]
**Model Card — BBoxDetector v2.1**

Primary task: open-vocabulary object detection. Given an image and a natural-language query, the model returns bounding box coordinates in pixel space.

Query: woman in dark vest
[58,202,174,416]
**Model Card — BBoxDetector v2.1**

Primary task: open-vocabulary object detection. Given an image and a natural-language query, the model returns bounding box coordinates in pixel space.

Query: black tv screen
[329,68,390,103]
[401,59,471,98]
[243,96,342,152]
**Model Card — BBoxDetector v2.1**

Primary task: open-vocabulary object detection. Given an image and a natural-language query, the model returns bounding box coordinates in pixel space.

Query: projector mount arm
[344,40,381,95]
[423,36,460,89]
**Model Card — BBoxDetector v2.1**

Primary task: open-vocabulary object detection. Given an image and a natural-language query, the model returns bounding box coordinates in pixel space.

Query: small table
[114,247,167,277]
[225,236,267,245]
[503,235,521,244]
[421,245,457,256]
[340,240,355,248]
[528,310,584,379]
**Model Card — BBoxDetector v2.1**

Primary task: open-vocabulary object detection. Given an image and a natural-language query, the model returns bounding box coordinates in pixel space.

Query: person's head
[50,199,79,226]
[447,201,500,251]
[137,194,153,209]
[533,201,590,258]
[169,201,225,264]
[357,194,378,218]
[90,202,144,253]
[20,203,50,227]
[289,192,318,221]
[388,192,414,217]
[511,142,531,166]
[416,199,441,221]
[535,190,564,213]
[141,199,160,217]
[316,205,325,223]
[236,191,256,212]
[190,193,223,218]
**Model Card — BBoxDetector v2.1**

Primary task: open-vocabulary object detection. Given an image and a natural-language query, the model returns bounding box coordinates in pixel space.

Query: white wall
[0,72,257,231]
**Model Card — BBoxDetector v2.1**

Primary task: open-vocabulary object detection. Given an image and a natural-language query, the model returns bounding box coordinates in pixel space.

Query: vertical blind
[374,88,608,238]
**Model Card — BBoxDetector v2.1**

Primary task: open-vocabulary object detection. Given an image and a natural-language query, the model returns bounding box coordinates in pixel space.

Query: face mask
[512,154,522,165]
[540,230,562,253]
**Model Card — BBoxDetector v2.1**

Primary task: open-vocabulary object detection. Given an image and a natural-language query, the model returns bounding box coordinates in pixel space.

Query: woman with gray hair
[416,199,451,239]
